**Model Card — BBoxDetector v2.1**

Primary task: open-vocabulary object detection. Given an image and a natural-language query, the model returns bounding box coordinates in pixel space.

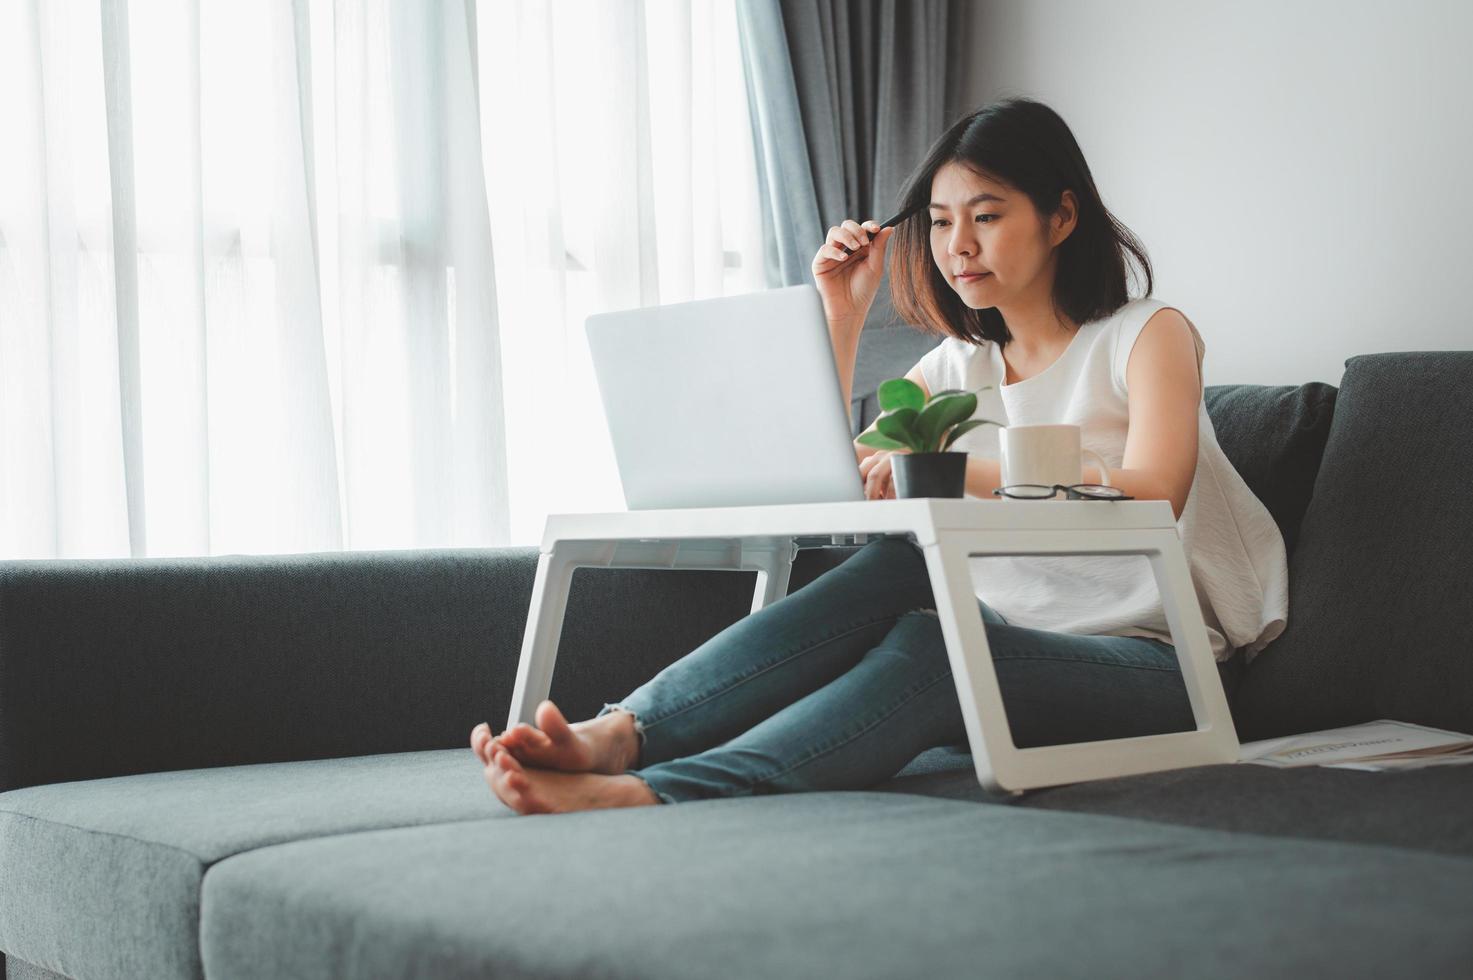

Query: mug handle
[1082,448,1112,487]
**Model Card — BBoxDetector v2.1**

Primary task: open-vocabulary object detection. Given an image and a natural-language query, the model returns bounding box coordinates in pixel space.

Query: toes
[502,723,552,761]
[535,700,573,741]
[485,763,525,811]
[471,728,494,765]
[504,722,536,749]
[483,756,543,815]
[497,749,526,775]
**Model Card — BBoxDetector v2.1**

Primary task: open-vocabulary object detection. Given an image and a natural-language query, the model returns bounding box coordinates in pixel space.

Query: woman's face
[927,161,1075,310]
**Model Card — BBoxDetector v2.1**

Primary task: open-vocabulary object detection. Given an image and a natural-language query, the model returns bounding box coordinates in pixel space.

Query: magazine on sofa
[1238,720,1473,771]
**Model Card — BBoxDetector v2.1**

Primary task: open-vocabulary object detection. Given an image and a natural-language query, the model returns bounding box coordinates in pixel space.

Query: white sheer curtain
[0,0,763,558]
[478,0,765,543]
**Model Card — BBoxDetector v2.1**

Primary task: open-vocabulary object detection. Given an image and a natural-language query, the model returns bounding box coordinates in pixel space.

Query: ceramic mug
[998,424,1112,491]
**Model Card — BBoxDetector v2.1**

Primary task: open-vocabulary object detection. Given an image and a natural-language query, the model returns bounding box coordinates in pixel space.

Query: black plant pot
[892,451,967,499]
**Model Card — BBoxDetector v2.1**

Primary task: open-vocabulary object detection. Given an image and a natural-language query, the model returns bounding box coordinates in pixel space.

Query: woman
[470,97,1288,814]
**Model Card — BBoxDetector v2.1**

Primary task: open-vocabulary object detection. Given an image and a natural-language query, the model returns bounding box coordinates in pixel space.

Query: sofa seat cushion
[884,746,1473,857]
[198,790,1473,980]
[0,749,498,980]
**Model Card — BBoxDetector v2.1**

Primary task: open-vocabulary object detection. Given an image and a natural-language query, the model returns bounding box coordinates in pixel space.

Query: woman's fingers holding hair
[827,220,876,255]
[826,226,859,255]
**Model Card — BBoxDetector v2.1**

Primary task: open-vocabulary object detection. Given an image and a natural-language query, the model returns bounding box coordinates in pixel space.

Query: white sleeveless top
[916,296,1289,664]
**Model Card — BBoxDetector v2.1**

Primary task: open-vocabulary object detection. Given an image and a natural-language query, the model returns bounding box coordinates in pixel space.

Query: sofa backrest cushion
[1202,382,1338,558]
[1234,351,1473,740]
[0,545,856,792]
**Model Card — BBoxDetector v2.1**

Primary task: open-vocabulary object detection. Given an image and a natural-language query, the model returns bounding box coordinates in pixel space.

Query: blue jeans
[595,535,1243,805]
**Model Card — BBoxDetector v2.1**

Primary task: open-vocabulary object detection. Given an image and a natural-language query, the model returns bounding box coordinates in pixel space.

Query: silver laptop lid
[586,284,865,510]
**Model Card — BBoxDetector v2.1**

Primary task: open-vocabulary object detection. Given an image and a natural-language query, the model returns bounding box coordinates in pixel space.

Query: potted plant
[856,379,1001,498]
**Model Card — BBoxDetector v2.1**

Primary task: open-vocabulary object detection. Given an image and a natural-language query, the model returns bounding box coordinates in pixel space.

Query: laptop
[585,284,867,510]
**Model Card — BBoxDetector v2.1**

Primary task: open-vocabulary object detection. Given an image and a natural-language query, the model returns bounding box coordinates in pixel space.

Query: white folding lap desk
[507,498,1240,795]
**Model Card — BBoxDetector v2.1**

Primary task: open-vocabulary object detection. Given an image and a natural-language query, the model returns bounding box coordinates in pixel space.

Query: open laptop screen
[586,285,866,510]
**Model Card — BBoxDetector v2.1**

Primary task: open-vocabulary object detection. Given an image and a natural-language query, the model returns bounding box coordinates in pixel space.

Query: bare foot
[482,740,661,814]
[486,700,639,775]
[470,722,497,766]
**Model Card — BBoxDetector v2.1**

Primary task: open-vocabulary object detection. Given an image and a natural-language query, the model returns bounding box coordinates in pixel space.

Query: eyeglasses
[992,483,1135,501]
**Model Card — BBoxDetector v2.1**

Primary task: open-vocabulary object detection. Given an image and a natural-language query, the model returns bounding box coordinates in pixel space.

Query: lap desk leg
[506,506,1237,795]
[506,535,797,732]
[919,524,1239,794]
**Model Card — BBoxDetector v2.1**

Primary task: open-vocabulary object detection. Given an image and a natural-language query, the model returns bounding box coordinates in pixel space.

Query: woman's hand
[812,218,896,329]
[859,448,909,500]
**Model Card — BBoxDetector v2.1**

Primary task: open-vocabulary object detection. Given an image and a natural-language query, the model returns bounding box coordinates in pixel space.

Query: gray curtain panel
[735,0,970,429]
[736,0,966,285]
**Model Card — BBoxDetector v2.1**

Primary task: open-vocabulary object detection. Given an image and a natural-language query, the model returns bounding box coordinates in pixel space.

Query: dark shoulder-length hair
[887,96,1152,348]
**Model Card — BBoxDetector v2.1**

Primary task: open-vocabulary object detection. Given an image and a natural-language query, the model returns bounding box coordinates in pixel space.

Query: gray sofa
[2,350,1471,980]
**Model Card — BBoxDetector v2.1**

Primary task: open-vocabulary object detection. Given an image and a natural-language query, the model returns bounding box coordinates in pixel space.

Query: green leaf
[877,378,924,414]
[875,407,921,451]
[855,431,907,451]
[941,418,1000,450]
[915,393,977,452]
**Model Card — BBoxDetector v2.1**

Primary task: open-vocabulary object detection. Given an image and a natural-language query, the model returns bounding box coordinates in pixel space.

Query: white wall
[956,0,1473,386]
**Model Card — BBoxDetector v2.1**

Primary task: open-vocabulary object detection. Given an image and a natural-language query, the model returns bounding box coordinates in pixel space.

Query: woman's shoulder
[1097,296,1193,352]
[1103,295,1177,329]
[1105,296,1205,393]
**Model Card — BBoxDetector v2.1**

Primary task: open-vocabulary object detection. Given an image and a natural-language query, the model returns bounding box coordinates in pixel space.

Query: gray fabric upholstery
[887,748,1473,858]
[0,548,540,791]
[1235,352,1473,740]
[199,791,1473,980]
[0,806,199,980]
[7,744,1471,979]
[1202,382,1338,557]
[0,751,496,980]
[0,546,855,793]
[5,958,70,980]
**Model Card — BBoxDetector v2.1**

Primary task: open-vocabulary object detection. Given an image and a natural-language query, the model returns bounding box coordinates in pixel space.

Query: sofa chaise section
[0,544,855,980]
[195,791,1473,980]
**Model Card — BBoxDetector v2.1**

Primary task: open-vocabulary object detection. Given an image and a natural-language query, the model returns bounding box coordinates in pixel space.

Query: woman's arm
[1097,308,1203,521]
[963,455,1005,499]
[830,319,863,427]
[867,310,1201,509]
